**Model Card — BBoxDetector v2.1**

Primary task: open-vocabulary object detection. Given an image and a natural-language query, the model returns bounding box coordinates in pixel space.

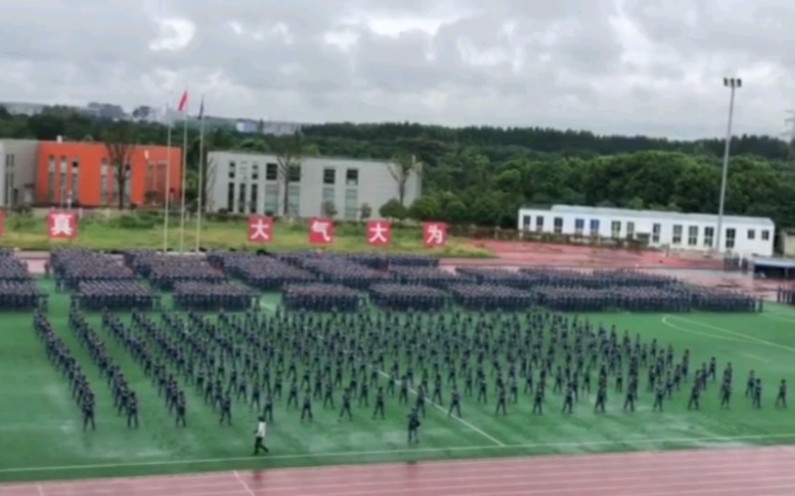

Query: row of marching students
[777,286,795,306]
[32,310,96,431]
[100,311,187,427]
[68,308,138,429]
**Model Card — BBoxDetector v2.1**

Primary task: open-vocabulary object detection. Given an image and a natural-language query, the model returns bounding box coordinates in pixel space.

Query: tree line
[1,106,793,229]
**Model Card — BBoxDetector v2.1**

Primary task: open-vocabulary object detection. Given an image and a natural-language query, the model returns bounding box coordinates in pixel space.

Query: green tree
[379,198,408,220]
[408,195,441,221]
[101,121,138,209]
[387,154,421,205]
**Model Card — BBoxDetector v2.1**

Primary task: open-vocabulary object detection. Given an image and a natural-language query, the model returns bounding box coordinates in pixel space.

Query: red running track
[2,446,795,496]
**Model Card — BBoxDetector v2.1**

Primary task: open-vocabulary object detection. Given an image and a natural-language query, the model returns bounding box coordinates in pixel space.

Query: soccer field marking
[763,313,795,324]
[375,370,506,447]
[660,316,751,344]
[668,315,795,354]
[3,432,795,475]
[232,470,255,496]
[743,353,771,364]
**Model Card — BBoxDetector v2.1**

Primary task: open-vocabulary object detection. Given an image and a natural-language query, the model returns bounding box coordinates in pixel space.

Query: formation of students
[777,286,795,306]
[33,310,96,431]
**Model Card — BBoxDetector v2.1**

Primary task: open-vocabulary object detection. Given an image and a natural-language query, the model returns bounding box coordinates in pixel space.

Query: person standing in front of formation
[253,416,269,455]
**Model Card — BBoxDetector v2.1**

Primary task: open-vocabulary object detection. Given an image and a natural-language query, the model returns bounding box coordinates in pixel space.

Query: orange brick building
[35,141,182,207]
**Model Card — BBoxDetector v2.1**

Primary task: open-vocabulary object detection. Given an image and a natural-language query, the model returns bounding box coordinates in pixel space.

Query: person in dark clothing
[407,409,421,444]
[373,387,386,419]
[775,379,787,409]
[448,386,462,418]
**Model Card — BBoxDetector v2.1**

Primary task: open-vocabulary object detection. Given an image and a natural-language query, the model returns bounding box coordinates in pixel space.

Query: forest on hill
[1,106,793,229]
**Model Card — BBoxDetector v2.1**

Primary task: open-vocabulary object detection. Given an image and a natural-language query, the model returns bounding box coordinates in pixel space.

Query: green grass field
[0,212,490,257]
[2,280,795,484]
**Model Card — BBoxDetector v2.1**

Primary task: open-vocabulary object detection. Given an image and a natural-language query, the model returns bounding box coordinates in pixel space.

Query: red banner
[422,222,447,247]
[247,215,273,243]
[366,220,391,246]
[47,211,78,239]
[308,218,334,244]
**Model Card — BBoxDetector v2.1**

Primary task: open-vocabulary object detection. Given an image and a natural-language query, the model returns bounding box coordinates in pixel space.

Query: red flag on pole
[177,90,188,112]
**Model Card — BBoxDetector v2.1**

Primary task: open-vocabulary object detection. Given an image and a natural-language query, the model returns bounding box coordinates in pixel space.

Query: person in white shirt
[253,416,269,455]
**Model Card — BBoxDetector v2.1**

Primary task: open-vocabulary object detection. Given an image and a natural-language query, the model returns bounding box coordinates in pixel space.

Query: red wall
[35,141,182,207]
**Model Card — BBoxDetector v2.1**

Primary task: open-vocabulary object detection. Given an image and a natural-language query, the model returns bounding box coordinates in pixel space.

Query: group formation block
[51,249,136,290]
[369,283,447,311]
[301,259,390,290]
[391,266,470,288]
[208,252,316,290]
[173,281,257,311]
[0,254,45,310]
[76,280,159,311]
[282,283,362,312]
[125,252,226,290]
[449,284,534,311]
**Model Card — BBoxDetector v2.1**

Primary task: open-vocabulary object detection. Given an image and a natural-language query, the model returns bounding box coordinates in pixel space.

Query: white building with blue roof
[517,204,775,257]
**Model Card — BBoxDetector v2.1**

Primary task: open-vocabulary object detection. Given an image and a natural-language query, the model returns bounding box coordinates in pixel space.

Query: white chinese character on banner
[250,219,270,240]
[50,213,74,236]
[312,220,332,242]
[368,222,388,243]
[425,224,444,244]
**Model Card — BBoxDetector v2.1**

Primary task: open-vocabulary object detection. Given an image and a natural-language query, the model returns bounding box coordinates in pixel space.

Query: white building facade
[517,205,775,257]
[205,151,421,219]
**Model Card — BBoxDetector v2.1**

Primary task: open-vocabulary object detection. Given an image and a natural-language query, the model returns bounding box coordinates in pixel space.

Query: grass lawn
[2,280,795,483]
[0,212,491,257]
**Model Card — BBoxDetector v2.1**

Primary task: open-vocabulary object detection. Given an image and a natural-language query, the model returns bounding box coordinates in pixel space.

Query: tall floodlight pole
[715,77,741,254]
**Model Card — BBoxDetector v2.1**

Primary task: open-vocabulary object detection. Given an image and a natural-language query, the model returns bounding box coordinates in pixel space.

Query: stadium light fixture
[715,77,742,255]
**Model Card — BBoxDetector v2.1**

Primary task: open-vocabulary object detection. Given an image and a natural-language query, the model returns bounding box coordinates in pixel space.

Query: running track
[2,446,795,496]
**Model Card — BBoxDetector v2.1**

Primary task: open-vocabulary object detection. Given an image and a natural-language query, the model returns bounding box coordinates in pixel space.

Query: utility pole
[715,77,741,255]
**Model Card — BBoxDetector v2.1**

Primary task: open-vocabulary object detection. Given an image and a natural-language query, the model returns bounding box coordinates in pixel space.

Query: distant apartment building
[0,140,39,207]
[35,141,182,207]
[205,151,421,219]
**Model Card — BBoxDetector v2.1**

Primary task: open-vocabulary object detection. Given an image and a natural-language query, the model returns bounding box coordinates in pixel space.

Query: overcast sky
[1,0,794,139]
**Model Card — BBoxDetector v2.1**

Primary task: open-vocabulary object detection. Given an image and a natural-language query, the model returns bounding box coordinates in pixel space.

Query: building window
[747,229,755,240]
[762,230,770,241]
[322,186,335,205]
[59,156,67,204]
[264,184,278,214]
[688,226,698,246]
[238,183,247,213]
[346,169,359,186]
[522,215,531,231]
[70,157,79,203]
[704,227,714,247]
[535,215,544,232]
[652,223,661,244]
[123,162,132,207]
[250,184,258,213]
[672,225,682,245]
[145,160,154,193]
[100,158,108,205]
[228,161,236,179]
[344,188,358,219]
[626,222,635,239]
[47,155,55,202]
[266,163,278,180]
[554,217,563,234]
[288,165,301,182]
[323,168,336,185]
[726,228,736,249]
[574,218,584,235]
[611,220,621,239]
[589,219,599,236]
[287,184,300,215]
[227,183,235,211]
[251,164,259,180]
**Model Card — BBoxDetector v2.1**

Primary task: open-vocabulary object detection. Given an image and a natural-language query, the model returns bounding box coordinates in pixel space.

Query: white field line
[232,470,255,496]
[660,316,750,344]
[376,370,505,447]
[667,315,795,353]
[3,432,795,474]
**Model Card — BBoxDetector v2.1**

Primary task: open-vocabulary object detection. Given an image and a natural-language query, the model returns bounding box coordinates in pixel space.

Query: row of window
[521,215,771,249]
[225,182,359,218]
[227,161,360,186]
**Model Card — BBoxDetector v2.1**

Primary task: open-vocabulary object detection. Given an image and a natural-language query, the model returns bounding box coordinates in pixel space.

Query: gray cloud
[0,0,791,138]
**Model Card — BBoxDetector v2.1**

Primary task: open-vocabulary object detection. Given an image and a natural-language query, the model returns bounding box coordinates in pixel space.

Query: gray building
[0,140,38,207]
[205,151,422,219]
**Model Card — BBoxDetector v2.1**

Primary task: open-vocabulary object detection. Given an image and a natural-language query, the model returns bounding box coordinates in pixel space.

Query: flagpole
[195,98,205,252]
[179,102,188,253]
[163,108,172,253]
